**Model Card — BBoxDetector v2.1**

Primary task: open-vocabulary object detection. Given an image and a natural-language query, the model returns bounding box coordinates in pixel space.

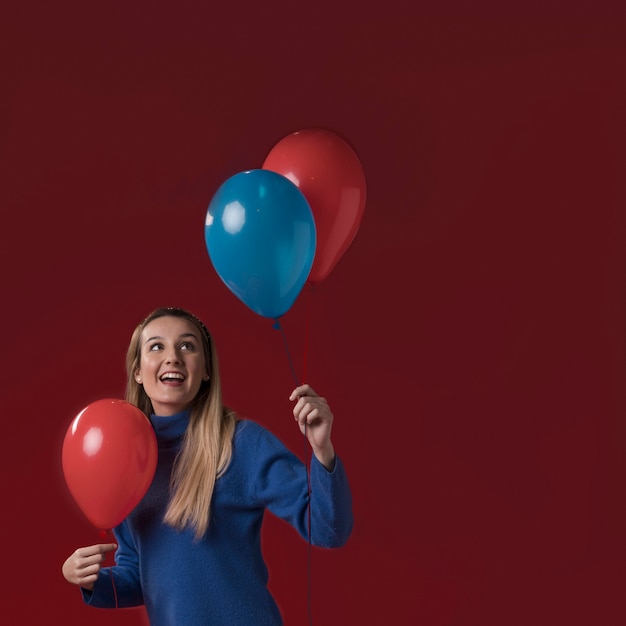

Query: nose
[165,347,182,363]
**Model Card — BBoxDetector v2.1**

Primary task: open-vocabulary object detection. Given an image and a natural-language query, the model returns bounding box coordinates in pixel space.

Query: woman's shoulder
[234,418,268,439]
[234,419,284,451]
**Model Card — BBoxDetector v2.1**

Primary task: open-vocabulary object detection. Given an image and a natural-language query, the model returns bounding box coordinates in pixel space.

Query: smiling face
[134,315,209,416]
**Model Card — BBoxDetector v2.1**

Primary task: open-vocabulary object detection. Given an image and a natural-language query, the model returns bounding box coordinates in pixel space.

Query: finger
[94,542,118,553]
[81,552,109,569]
[77,562,103,578]
[87,543,117,560]
[72,566,100,587]
[99,543,118,554]
[293,397,313,421]
[73,544,117,571]
[299,406,326,429]
[289,383,316,401]
[78,572,99,586]
[64,561,98,586]
[297,398,331,420]
[294,393,322,412]
[74,549,114,583]
[76,543,117,557]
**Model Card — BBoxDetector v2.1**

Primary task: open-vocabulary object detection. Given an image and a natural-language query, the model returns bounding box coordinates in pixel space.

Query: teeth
[160,372,184,381]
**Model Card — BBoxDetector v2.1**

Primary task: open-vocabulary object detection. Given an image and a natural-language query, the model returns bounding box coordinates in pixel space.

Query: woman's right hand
[62,543,117,590]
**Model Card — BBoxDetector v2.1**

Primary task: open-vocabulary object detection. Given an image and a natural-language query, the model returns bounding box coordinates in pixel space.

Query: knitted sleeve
[245,421,353,548]
[81,521,144,608]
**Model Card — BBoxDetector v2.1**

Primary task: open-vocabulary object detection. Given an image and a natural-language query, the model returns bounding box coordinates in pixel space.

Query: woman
[62,307,353,625]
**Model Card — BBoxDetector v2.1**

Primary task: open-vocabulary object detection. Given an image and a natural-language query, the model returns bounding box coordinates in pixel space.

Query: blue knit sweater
[82,410,353,625]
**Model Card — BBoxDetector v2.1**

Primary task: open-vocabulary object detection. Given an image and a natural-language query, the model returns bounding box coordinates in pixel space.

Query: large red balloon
[263,128,366,285]
[62,399,158,530]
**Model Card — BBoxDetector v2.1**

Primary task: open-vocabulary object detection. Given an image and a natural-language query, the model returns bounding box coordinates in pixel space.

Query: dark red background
[2,1,626,624]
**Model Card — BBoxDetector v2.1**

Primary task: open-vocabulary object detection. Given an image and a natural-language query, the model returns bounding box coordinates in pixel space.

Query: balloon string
[272,317,313,625]
[109,569,119,609]
[273,318,300,387]
[303,284,315,625]
[99,529,119,608]
[304,419,313,626]
[303,284,314,383]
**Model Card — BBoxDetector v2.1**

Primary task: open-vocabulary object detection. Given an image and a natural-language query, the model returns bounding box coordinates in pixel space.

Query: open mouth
[159,372,185,382]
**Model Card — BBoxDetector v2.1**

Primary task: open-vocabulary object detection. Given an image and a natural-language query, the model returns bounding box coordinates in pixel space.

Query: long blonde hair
[125,307,236,539]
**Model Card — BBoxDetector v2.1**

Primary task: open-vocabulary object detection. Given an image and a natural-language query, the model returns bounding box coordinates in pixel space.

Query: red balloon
[62,399,158,530]
[263,128,366,285]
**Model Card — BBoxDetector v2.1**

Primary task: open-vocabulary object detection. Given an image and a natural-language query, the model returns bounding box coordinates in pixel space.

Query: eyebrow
[145,332,200,343]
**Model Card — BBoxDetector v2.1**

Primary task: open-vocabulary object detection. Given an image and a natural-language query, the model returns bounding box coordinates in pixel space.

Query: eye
[148,342,163,352]
[180,341,196,351]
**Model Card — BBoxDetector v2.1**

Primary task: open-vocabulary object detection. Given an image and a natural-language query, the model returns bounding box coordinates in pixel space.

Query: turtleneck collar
[150,410,190,443]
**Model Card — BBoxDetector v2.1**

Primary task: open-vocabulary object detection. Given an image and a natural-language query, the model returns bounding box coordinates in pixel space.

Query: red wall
[2,2,626,624]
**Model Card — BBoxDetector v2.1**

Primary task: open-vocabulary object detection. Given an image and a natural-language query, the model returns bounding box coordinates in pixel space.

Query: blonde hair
[125,307,236,539]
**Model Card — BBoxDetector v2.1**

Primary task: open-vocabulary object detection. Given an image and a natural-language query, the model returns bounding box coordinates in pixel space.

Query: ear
[203,372,210,381]
[135,369,143,384]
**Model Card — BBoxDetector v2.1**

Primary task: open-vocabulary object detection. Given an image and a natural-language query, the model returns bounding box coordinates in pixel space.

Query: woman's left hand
[290,384,336,470]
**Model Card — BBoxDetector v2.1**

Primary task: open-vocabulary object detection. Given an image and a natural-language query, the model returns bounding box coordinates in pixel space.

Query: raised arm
[290,384,336,470]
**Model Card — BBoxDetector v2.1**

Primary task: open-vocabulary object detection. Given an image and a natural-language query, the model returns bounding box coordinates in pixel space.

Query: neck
[150,409,190,442]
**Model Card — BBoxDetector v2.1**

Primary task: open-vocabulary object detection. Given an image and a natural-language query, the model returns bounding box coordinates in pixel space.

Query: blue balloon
[204,169,316,319]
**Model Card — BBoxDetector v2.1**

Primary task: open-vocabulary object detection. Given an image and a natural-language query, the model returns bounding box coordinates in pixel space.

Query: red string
[99,528,119,609]
[303,284,314,625]
[304,425,313,625]
[109,568,119,609]
[273,288,315,625]
[302,284,313,383]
